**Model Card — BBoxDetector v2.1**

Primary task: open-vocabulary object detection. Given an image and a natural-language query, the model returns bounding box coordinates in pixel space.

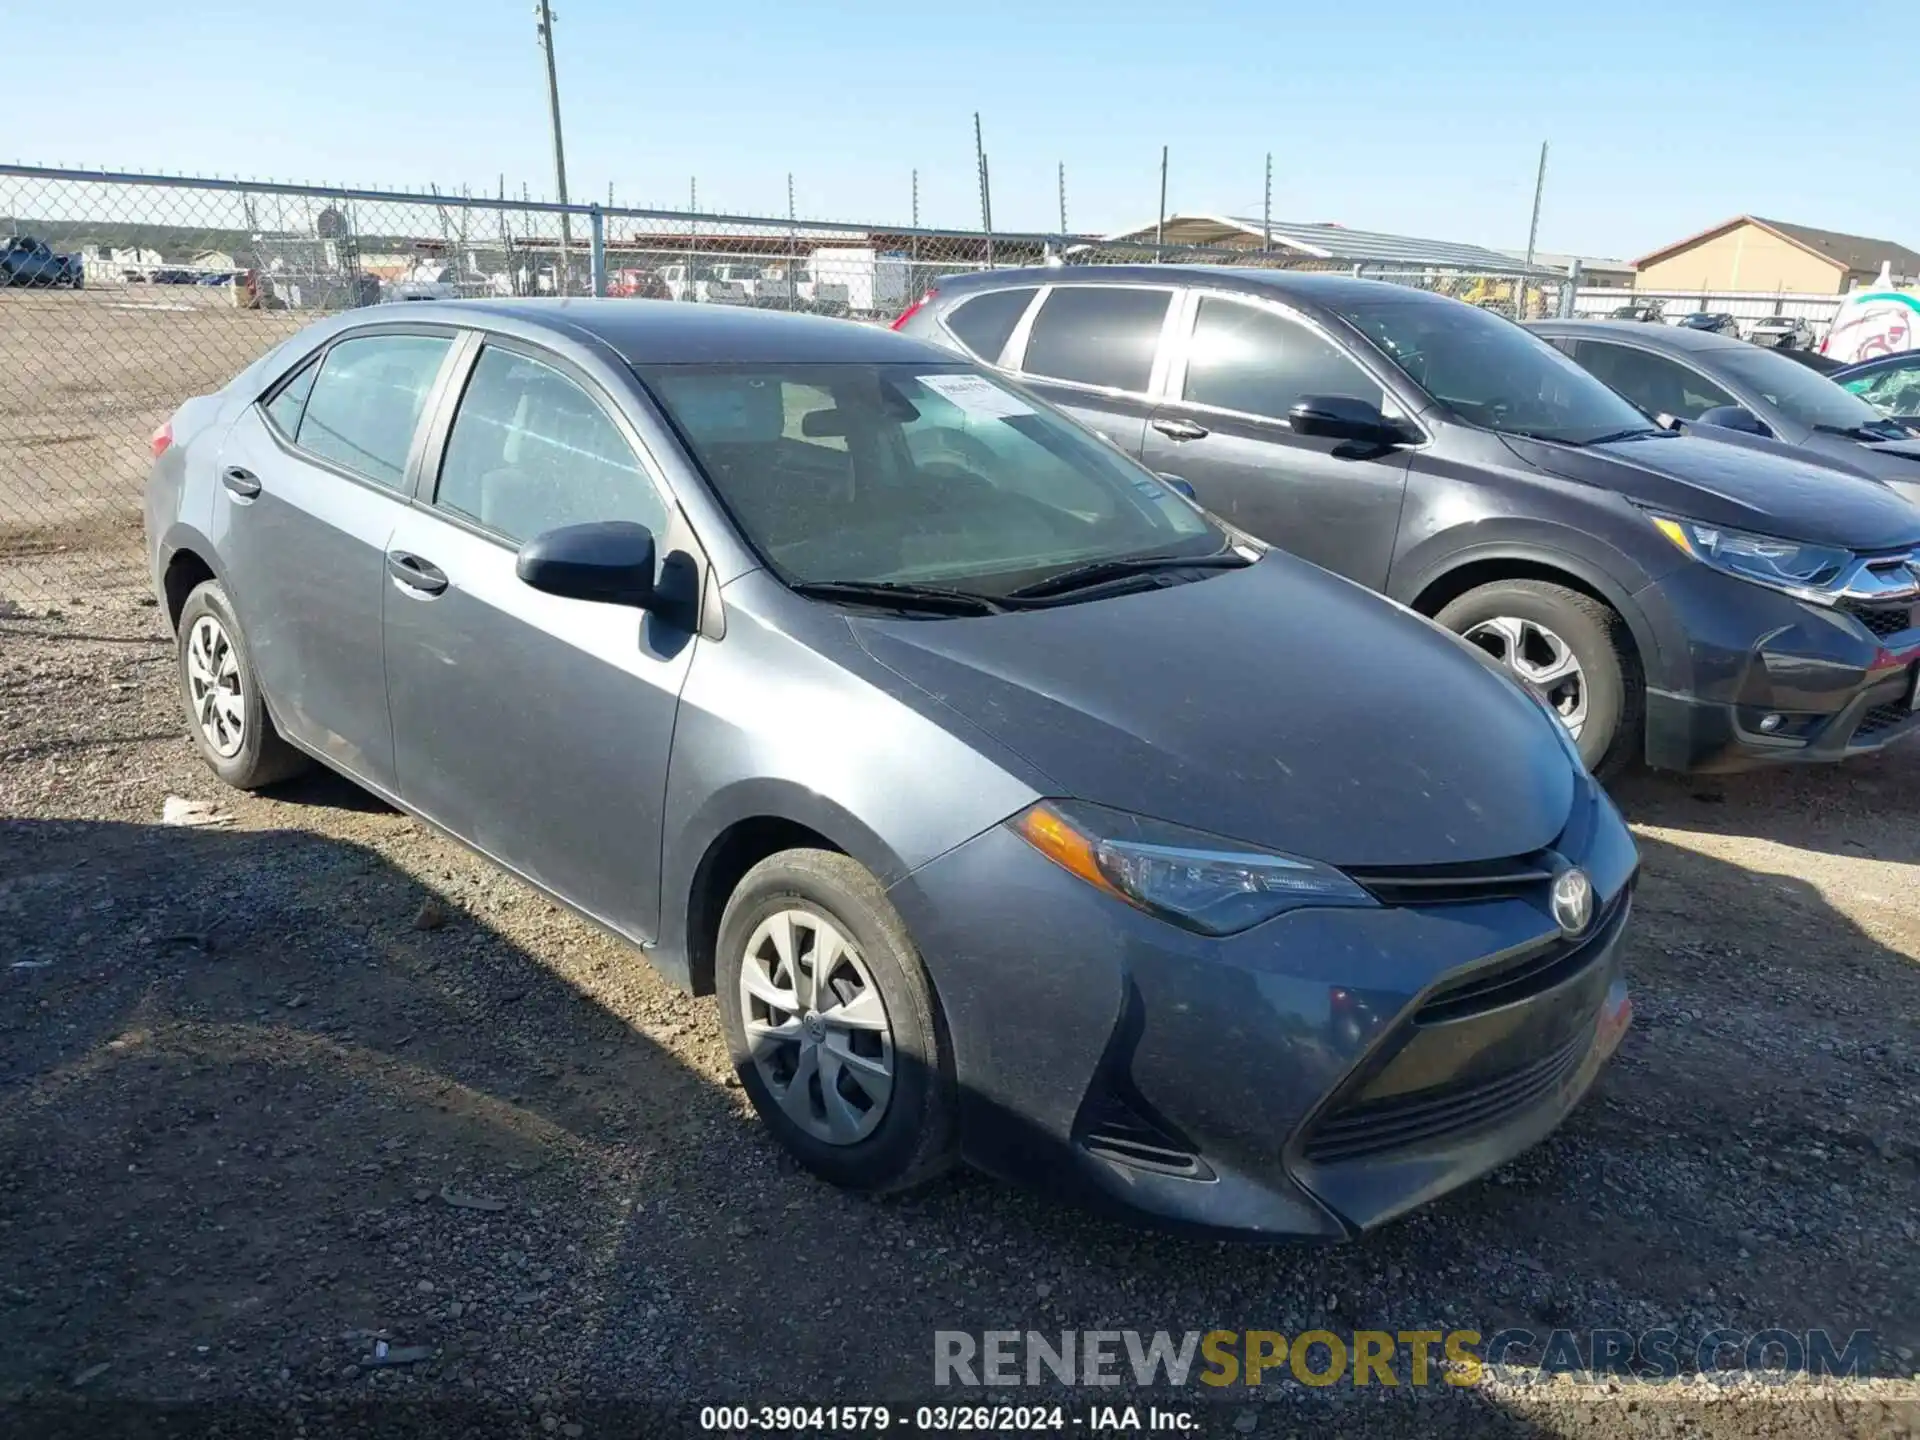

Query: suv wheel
[716,849,957,1192]
[175,580,311,789]
[1436,579,1641,776]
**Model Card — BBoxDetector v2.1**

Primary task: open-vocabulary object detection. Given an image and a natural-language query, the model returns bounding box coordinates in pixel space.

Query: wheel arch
[659,780,915,997]
[157,522,227,634]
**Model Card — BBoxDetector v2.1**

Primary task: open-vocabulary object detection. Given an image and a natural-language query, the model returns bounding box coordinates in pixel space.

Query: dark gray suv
[896,267,1920,773]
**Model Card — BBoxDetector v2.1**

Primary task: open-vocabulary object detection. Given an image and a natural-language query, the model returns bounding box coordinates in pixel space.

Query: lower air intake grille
[1853,700,1913,742]
[1078,1093,1206,1178]
[1847,603,1914,639]
[1300,1024,1591,1165]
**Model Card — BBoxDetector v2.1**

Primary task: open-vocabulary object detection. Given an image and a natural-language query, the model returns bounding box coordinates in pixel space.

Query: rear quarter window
[943,287,1037,364]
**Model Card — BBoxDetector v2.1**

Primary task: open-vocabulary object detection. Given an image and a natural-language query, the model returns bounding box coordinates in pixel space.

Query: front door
[213,330,457,791]
[381,339,696,941]
[1141,294,1412,587]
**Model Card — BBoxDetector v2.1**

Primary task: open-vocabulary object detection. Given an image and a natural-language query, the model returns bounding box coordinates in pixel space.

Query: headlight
[1010,800,1374,936]
[1648,514,1849,603]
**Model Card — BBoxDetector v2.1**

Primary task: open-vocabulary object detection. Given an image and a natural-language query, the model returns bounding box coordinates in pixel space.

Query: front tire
[1436,579,1642,776]
[716,849,957,1192]
[175,579,311,790]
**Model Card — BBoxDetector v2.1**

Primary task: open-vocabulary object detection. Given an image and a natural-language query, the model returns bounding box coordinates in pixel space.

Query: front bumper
[1632,563,1920,772]
[887,778,1638,1240]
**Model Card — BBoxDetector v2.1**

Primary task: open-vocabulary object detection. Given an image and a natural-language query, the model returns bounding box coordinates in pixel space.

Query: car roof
[1526,317,1750,353]
[930,264,1465,310]
[386,297,956,365]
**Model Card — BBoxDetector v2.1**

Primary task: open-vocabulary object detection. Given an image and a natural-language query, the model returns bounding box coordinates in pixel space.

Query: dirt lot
[0,286,302,566]
[2,569,1918,1439]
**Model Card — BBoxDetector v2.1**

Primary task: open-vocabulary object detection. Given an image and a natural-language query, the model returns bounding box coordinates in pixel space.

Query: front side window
[435,346,667,544]
[1713,346,1912,437]
[1843,357,1920,418]
[1572,342,1735,422]
[1182,297,1382,420]
[945,287,1038,364]
[1327,298,1654,443]
[640,362,1217,595]
[1021,287,1171,393]
[295,333,451,488]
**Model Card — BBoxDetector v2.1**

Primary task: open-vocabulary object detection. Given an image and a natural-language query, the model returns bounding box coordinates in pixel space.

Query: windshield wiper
[1581,426,1670,445]
[786,579,1004,616]
[1813,421,1908,443]
[1005,549,1252,601]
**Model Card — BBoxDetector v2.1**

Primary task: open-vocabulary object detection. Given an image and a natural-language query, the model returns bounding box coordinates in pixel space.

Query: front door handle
[221,466,261,499]
[386,551,449,596]
[1151,417,1209,442]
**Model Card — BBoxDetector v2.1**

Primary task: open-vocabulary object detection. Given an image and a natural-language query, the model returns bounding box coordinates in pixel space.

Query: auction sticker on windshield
[918,372,1035,419]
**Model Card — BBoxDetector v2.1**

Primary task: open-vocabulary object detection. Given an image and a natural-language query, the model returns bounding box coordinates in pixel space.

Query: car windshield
[637,362,1221,596]
[1326,298,1656,443]
[1714,347,1908,435]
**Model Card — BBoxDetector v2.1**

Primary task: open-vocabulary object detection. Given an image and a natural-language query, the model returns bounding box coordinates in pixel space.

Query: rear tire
[175,580,311,790]
[716,849,957,1193]
[1436,579,1642,777]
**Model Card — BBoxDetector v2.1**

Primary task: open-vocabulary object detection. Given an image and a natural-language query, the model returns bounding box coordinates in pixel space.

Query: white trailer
[809,246,912,318]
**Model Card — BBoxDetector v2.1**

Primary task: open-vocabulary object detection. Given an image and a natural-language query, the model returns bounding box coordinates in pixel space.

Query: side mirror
[1157,473,1197,500]
[1289,394,1414,447]
[516,520,656,608]
[1695,404,1771,438]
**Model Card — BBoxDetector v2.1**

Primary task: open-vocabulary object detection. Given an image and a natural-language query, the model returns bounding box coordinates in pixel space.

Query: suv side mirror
[516,520,657,608]
[1156,472,1198,500]
[1289,395,1415,447]
[1695,404,1771,438]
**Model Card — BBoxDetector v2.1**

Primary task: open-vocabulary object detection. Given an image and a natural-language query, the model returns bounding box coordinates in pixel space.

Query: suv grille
[1300,1023,1591,1164]
[1844,602,1915,639]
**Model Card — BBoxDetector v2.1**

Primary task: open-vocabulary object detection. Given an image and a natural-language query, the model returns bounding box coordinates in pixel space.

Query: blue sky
[4,0,1910,259]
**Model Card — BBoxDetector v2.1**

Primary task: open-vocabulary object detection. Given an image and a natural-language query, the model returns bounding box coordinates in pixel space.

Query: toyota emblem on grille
[1551,867,1594,937]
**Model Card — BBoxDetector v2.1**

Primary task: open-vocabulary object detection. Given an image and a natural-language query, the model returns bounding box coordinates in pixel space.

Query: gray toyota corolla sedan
[144,299,1637,1238]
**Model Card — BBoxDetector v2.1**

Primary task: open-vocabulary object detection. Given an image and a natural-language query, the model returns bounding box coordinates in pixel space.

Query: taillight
[890,288,937,331]
[150,420,173,459]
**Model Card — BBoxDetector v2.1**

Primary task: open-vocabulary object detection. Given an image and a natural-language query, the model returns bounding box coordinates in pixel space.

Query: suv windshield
[1713,347,1908,436]
[638,363,1220,596]
[1326,298,1655,443]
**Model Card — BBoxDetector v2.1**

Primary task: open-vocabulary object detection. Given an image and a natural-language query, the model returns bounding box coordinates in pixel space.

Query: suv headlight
[1010,800,1374,936]
[1648,515,1849,603]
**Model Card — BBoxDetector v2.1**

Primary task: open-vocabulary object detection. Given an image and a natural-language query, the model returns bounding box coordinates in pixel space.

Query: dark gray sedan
[1531,318,1920,493]
[144,300,1635,1238]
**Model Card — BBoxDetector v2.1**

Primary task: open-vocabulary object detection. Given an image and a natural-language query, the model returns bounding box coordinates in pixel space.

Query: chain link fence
[1,163,1565,608]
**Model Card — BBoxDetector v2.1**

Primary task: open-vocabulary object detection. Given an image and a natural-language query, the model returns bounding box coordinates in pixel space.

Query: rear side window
[435,345,667,544]
[1571,341,1733,421]
[944,287,1037,364]
[1021,287,1170,393]
[295,333,452,488]
[1182,297,1382,419]
[263,354,320,438]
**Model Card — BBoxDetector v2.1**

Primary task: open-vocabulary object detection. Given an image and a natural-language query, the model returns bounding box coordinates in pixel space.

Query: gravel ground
[2,577,1917,1439]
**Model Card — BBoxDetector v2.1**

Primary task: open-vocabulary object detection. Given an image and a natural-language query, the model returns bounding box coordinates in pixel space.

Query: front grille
[1844,602,1914,639]
[1414,891,1626,1024]
[1300,1023,1591,1164]
[1853,699,1913,742]
[1347,853,1554,907]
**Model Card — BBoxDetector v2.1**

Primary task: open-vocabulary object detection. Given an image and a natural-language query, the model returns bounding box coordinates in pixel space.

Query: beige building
[1634,216,1920,294]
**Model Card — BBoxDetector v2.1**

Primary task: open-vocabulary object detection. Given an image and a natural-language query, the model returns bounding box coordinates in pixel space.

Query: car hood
[849,556,1576,868]
[1507,432,1920,549]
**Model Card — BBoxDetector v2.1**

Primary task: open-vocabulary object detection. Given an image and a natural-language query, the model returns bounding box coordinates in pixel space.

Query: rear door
[1005,283,1178,456]
[381,336,697,941]
[213,327,459,791]
[1140,292,1414,587]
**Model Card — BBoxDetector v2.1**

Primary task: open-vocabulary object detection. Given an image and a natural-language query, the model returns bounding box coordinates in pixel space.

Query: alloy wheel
[1463,615,1588,738]
[185,615,246,758]
[738,908,895,1146]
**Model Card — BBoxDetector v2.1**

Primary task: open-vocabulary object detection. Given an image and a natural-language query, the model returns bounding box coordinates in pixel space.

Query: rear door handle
[386,551,449,596]
[1151,417,1209,442]
[221,466,261,499]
